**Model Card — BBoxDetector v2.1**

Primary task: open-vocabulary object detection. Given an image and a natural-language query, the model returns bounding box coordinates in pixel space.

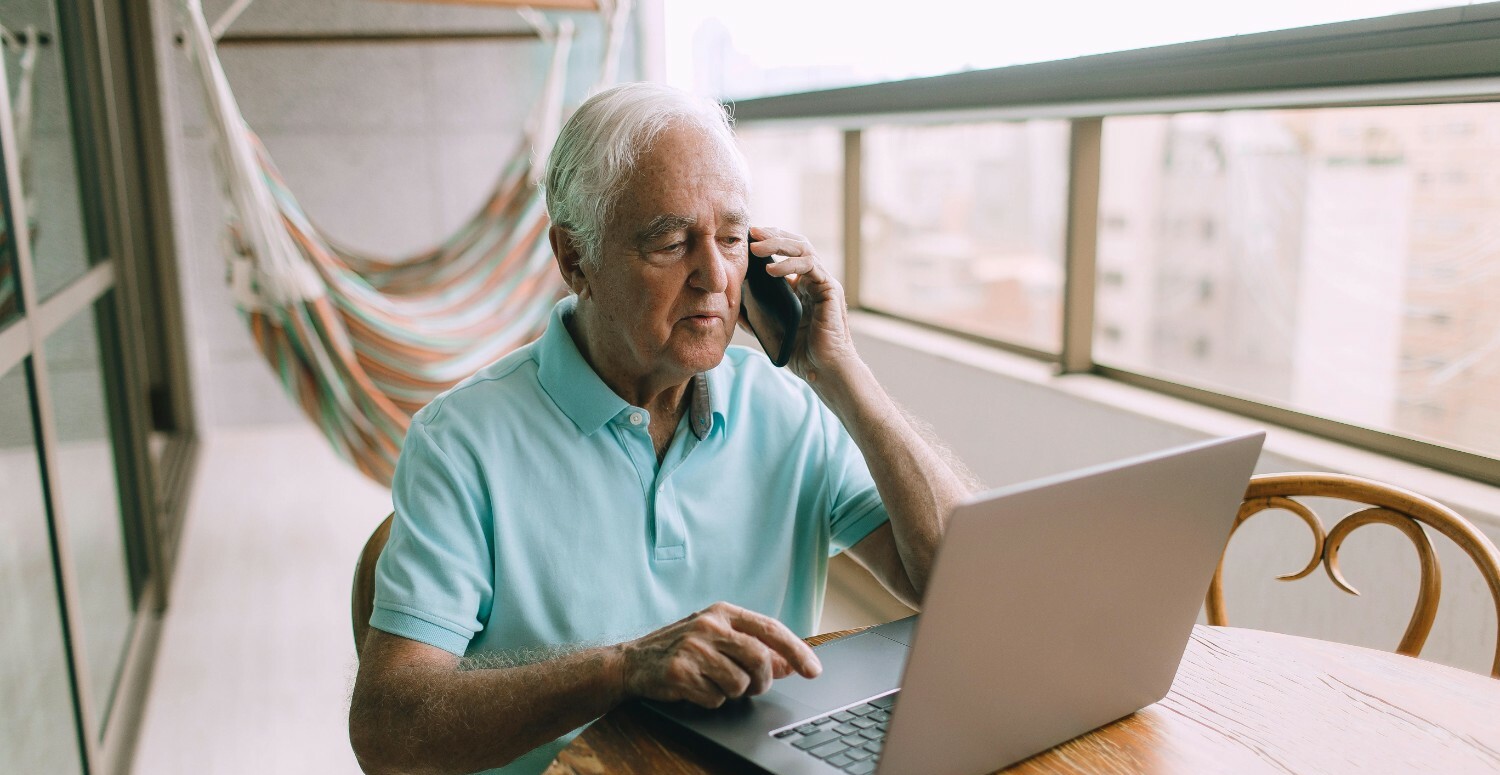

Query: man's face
[582,123,750,384]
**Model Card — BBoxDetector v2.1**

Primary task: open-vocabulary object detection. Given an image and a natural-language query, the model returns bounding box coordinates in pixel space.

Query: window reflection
[738,126,845,281]
[45,298,133,733]
[0,116,17,328]
[0,361,84,773]
[1096,105,1500,459]
[0,200,18,328]
[4,1,95,300]
[861,121,1070,352]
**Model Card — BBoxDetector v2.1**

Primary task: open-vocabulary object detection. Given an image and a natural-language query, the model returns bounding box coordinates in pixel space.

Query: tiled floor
[133,423,390,774]
[132,421,907,774]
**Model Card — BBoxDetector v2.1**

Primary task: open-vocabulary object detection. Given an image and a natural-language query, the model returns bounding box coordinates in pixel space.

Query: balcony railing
[728,3,1500,486]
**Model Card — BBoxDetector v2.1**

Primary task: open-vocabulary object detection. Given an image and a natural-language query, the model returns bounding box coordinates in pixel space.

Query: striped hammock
[178,0,586,485]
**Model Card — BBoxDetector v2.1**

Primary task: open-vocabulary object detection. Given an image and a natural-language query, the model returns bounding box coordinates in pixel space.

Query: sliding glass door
[0,140,84,775]
[0,0,196,770]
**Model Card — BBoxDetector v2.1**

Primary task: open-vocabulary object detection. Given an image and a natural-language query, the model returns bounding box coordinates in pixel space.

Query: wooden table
[545,625,1500,774]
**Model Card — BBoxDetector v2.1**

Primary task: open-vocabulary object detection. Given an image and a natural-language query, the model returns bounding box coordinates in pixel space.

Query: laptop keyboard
[772,692,897,774]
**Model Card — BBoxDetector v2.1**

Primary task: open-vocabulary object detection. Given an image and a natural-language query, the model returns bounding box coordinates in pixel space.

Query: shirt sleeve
[370,418,494,656]
[819,402,890,556]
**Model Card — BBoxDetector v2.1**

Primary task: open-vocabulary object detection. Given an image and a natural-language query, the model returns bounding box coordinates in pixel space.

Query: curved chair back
[351,513,394,656]
[1207,472,1500,678]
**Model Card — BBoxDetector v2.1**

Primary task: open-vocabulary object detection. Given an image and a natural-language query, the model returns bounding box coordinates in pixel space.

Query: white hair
[542,82,747,269]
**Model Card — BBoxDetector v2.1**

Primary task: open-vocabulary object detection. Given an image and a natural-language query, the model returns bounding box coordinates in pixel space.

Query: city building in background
[860,121,1069,352]
[737,126,844,280]
[1096,104,1500,459]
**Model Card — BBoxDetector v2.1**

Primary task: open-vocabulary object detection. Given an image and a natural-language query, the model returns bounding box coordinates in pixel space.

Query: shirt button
[628,412,644,425]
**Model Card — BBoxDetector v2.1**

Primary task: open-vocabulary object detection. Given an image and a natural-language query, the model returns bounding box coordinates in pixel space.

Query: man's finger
[749,227,812,256]
[716,629,780,696]
[695,648,753,702]
[682,671,728,709]
[726,607,822,678]
[752,239,811,260]
[749,225,804,245]
[764,255,830,289]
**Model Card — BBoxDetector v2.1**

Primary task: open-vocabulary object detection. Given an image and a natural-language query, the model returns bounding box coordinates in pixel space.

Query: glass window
[738,126,845,281]
[0,132,18,329]
[0,360,84,774]
[44,296,133,733]
[5,0,97,299]
[1096,104,1500,460]
[861,121,1070,352]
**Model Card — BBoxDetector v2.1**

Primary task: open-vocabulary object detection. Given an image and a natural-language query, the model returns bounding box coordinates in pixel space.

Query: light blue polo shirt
[371,296,889,775]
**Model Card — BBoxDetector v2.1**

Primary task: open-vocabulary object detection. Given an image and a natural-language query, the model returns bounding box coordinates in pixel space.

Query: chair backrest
[351,513,394,656]
[1206,472,1500,678]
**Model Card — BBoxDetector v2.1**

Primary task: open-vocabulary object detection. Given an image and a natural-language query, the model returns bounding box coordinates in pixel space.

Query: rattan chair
[1206,473,1500,678]
[351,513,394,656]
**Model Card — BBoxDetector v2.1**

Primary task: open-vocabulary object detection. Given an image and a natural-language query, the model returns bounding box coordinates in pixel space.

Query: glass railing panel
[738,125,845,281]
[1096,104,1500,459]
[861,120,1070,352]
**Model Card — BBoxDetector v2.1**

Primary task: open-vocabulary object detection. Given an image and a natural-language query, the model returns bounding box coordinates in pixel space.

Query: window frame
[729,2,1500,487]
[0,0,199,770]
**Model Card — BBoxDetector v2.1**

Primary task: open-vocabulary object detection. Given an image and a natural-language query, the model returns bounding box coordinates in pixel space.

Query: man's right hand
[615,601,823,708]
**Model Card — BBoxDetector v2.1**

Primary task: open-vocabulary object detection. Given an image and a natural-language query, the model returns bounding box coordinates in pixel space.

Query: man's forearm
[351,633,625,775]
[809,358,974,596]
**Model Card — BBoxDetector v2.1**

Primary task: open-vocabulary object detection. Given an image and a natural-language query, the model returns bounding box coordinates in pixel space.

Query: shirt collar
[536,297,729,439]
[697,360,729,439]
[537,297,629,436]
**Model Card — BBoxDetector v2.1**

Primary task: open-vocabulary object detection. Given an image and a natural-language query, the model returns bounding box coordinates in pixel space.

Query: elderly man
[349,82,974,775]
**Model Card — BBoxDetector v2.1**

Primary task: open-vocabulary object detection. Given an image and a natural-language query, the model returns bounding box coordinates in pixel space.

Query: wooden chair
[1206,473,1500,678]
[351,513,394,656]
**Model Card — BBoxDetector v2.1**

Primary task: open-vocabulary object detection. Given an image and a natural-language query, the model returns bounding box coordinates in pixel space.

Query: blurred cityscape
[740,103,1500,459]
[860,122,1069,352]
[737,127,845,281]
[1096,105,1500,459]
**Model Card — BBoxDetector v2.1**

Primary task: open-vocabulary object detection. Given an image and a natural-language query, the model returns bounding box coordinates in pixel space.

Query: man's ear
[549,226,591,300]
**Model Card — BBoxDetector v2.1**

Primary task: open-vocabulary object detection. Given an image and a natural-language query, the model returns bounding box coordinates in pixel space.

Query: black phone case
[742,248,803,367]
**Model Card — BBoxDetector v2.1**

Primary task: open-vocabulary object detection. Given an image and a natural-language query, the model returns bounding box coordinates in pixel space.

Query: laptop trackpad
[772,630,908,711]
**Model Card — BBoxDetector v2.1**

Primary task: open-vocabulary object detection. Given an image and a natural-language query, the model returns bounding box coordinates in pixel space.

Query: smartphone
[740,238,802,367]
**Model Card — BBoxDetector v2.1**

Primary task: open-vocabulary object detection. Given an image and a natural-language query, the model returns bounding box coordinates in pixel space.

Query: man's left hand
[748,226,858,385]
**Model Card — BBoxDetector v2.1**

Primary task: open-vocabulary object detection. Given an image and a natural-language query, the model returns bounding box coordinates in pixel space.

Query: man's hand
[617,601,822,708]
[748,226,858,384]
[351,607,819,775]
[747,228,979,607]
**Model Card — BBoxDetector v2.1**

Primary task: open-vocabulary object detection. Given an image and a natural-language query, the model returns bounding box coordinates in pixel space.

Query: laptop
[643,431,1265,775]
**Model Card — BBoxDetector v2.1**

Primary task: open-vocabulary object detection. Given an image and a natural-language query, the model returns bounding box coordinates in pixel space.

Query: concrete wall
[851,313,1500,676]
[146,0,635,429]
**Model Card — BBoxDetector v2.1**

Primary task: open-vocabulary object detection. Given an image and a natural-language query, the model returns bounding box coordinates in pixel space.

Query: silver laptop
[643,431,1264,775]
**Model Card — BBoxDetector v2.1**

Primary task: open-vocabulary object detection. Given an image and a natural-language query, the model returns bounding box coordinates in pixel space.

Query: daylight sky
[663,1,1464,97]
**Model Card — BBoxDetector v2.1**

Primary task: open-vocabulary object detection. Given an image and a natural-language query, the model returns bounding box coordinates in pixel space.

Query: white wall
[851,313,1500,677]
[146,0,634,429]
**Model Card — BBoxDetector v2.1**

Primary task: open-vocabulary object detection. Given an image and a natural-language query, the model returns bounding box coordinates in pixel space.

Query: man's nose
[689,240,732,294]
